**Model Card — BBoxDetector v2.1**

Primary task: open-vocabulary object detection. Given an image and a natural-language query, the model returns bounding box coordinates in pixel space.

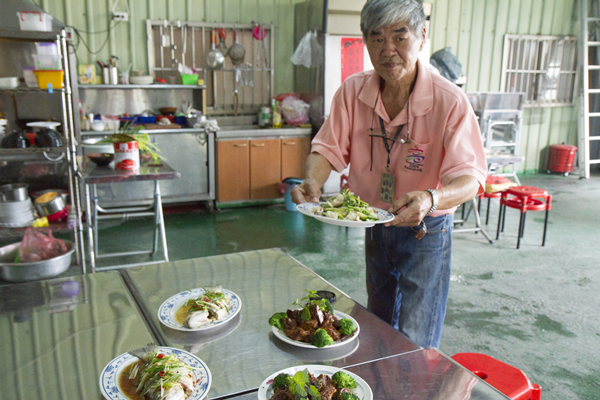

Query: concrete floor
[5,173,599,399]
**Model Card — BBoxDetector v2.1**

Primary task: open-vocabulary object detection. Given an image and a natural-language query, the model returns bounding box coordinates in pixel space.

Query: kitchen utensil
[0,198,34,227]
[35,128,64,147]
[1,130,30,148]
[90,120,105,131]
[159,107,178,115]
[129,75,154,85]
[0,184,29,202]
[182,24,188,66]
[34,191,66,216]
[87,152,114,167]
[0,240,75,283]
[206,29,224,70]
[217,28,228,54]
[253,24,268,67]
[31,189,68,203]
[82,137,114,155]
[26,121,61,130]
[228,30,246,67]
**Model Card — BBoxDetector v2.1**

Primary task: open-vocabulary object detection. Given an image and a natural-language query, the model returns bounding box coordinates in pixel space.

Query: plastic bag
[280,95,310,126]
[291,31,323,69]
[429,47,462,83]
[19,227,67,263]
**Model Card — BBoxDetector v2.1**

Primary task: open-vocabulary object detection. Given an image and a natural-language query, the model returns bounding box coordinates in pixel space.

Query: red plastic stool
[496,186,552,249]
[477,176,515,225]
[452,353,542,400]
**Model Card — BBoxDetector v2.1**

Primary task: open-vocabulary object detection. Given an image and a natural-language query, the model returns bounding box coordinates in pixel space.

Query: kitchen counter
[217,125,311,140]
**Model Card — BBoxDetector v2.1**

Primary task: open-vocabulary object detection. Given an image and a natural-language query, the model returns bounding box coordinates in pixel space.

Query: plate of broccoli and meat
[268,291,359,349]
[258,365,372,400]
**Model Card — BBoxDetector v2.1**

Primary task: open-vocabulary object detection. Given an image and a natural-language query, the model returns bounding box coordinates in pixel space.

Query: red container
[548,144,577,174]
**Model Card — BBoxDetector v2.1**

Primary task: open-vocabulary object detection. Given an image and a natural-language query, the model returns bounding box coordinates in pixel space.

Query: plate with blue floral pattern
[158,288,242,332]
[99,346,211,400]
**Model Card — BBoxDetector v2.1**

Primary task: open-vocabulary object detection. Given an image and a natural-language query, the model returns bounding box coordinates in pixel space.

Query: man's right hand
[291,178,322,204]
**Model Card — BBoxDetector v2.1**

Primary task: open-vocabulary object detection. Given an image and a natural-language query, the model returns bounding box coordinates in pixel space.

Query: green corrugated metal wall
[430,0,578,174]
[37,0,304,97]
[37,0,578,173]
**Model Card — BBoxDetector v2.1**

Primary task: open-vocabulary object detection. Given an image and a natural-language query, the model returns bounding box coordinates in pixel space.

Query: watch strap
[424,189,438,217]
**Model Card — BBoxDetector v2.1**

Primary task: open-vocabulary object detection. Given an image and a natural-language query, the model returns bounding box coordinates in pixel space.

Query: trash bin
[548,144,577,176]
[281,177,303,212]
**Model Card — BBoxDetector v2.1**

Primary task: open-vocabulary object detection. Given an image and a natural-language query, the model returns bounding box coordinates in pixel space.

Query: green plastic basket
[181,74,199,85]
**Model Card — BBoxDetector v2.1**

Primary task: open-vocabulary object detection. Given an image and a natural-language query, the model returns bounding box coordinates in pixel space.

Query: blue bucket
[282,177,303,212]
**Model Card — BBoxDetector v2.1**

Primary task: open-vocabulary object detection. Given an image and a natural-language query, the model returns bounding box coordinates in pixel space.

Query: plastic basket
[181,74,199,85]
[33,70,64,90]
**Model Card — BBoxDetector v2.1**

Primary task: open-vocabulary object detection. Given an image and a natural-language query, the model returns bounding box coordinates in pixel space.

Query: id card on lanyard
[379,117,403,204]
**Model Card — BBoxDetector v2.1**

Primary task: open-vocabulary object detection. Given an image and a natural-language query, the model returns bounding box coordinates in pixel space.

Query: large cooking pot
[34,191,66,216]
[0,183,29,202]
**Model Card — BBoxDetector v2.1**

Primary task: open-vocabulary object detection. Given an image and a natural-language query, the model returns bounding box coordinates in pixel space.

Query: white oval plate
[158,288,242,332]
[26,121,61,129]
[258,365,372,400]
[99,346,211,400]
[271,310,359,349]
[296,202,394,228]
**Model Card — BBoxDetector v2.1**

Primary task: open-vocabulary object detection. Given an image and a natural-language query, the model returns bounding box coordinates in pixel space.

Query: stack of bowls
[0,184,35,227]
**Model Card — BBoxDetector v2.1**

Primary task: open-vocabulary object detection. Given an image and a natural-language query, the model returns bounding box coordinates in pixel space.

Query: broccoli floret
[311,298,333,314]
[272,373,293,389]
[310,328,334,348]
[340,392,360,400]
[331,371,357,389]
[338,318,355,336]
[268,312,287,331]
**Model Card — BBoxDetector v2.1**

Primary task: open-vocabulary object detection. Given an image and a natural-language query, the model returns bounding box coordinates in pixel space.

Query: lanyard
[378,117,403,172]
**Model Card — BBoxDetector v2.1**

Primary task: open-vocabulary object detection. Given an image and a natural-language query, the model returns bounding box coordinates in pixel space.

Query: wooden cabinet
[250,139,281,199]
[281,136,310,180]
[216,135,311,202]
[216,140,250,202]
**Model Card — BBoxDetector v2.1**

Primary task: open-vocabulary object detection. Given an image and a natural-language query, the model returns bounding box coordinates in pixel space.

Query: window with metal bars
[500,34,577,107]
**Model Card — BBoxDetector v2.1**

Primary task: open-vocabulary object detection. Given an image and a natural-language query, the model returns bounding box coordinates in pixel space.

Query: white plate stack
[0,199,35,227]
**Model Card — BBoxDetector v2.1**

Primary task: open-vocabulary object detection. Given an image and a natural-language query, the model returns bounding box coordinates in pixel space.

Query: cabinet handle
[282,142,296,146]
[233,144,247,147]
[252,143,265,147]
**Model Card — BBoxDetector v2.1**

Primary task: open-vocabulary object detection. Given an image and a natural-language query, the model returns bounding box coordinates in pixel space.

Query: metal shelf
[0,146,67,162]
[0,86,64,93]
[81,128,205,136]
[0,29,57,41]
[80,84,206,90]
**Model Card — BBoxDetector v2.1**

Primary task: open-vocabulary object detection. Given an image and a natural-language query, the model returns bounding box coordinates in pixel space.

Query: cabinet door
[281,136,311,180]
[217,140,250,202]
[250,139,281,199]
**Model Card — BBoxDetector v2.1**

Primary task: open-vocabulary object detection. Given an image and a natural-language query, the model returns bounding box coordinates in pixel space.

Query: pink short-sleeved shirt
[311,58,487,215]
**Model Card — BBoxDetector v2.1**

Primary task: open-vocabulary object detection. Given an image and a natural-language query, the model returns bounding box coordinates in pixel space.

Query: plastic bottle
[272,99,282,128]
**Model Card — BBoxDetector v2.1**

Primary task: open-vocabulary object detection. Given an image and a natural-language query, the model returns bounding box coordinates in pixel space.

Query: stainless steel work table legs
[83,180,169,272]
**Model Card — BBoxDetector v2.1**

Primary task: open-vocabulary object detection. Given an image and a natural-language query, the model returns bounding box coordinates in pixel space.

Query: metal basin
[0,183,29,202]
[0,240,74,282]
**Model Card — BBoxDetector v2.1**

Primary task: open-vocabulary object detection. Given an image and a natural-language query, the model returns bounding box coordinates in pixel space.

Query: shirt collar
[358,58,434,122]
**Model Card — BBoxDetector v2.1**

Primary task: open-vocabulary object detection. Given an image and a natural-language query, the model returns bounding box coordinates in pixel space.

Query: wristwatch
[424,189,438,217]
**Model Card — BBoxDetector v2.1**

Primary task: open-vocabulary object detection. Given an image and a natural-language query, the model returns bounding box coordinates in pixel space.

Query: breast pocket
[398,140,432,175]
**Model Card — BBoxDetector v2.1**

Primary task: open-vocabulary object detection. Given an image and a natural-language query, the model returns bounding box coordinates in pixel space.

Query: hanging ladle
[206,28,224,70]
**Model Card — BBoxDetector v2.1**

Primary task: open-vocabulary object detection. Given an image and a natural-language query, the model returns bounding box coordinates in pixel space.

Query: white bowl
[90,121,105,132]
[0,77,19,89]
[82,138,114,155]
[129,76,154,85]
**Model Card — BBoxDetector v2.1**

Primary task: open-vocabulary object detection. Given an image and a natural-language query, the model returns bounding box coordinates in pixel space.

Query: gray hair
[360,0,426,39]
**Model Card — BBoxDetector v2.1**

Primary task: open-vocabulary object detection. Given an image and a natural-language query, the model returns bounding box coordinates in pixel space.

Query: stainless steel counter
[345,349,510,399]
[217,126,311,140]
[0,271,155,400]
[122,248,419,399]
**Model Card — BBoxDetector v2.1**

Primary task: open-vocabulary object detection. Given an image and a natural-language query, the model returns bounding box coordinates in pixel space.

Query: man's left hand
[385,190,433,227]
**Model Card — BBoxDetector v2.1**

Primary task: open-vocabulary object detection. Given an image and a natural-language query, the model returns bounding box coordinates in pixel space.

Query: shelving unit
[0,29,85,273]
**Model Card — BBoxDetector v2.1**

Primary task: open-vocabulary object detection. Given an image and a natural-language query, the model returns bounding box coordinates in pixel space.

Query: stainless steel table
[122,248,420,399]
[0,271,155,400]
[78,157,180,272]
[345,349,510,399]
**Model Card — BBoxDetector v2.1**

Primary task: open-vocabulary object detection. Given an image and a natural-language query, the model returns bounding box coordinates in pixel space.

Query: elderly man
[292,0,486,348]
